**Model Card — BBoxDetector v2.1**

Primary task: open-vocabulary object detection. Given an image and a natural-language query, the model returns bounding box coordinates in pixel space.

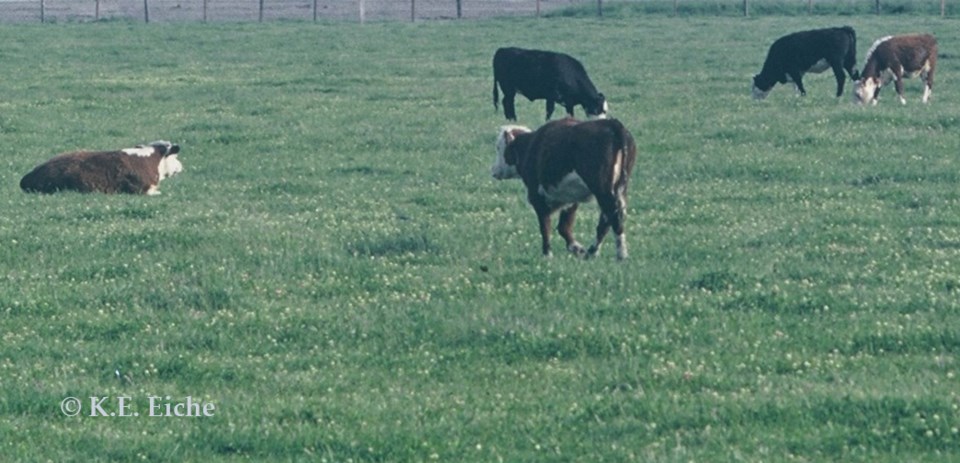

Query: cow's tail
[493,77,500,111]
[842,25,860,80]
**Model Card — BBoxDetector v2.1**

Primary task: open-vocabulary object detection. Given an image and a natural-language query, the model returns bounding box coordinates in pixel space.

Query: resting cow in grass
[493,47,608,121]
[20,141,182,195]
[492,118,636,260]
[752,26,859,100]
[853,34,937,105]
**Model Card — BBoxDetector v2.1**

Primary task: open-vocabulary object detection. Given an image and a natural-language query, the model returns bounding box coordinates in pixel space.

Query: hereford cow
[853,34,937,105]
[491,118,636,260]
[20,141,182,195]
[752,26,859,100]
[493,47,608,121]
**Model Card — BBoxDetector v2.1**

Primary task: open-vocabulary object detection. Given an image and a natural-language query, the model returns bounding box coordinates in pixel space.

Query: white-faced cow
[493,47,608,121]
[853,34,937,105]
[492,118,636,260]
[20,141,183,195]
[752,26,859,100]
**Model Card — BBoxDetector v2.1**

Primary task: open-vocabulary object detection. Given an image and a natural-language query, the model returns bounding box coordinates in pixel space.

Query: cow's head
[751,75,774,100]
[492,125,531,180]
[853,77,881,105]
[126,140,183,179]
[585,94,609,119]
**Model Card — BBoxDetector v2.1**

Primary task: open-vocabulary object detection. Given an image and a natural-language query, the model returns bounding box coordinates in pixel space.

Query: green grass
[1,12,960,462]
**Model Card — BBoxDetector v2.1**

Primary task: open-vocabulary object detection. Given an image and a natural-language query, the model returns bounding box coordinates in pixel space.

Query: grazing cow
[491,118,636,260]
[853,34,937,105]
[493,47,608,121]
[752,26,859,100]
[20,141,182,195]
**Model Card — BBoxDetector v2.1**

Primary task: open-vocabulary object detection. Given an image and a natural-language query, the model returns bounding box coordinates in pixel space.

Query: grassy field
[1,11,959,462]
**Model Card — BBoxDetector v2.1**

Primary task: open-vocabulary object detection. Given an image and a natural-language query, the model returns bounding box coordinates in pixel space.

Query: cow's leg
[557,204,586,257]
[922,67,934,103]
[502,89,518,121]
[893,71,907,105]
[789,71,807,96]
[529,196,554,257]
[564,103,576,118]
[589,192,628,260]
[831,63,847,98]
[545,99,556,120]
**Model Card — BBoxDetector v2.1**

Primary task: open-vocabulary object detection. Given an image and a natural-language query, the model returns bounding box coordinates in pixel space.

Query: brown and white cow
[853,34,937,105]
[20,141,183,195]
[492,118,637,260]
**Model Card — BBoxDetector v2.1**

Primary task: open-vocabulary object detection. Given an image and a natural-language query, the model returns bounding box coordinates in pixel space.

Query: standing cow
[491,118,636,260]
[20,141,183,195]
[493,47,608,121]
[853,34,937,105]
[752,26,859,100]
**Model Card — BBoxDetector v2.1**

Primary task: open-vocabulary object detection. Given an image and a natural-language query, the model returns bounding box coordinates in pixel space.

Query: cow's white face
[159,154,183,179]
[853,77,880,105]
[491,125,530,180]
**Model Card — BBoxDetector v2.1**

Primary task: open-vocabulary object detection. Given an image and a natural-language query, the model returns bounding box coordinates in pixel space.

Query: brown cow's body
[492,118,637,260]
[854,34,937,105]
[20,141,182,195]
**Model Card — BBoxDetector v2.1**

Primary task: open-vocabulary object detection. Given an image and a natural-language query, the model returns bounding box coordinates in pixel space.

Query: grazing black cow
[491,118,636,260]
[20,141,183,195]
[853,34,937,105]
[493,47,608,121]
[752,26,859,100]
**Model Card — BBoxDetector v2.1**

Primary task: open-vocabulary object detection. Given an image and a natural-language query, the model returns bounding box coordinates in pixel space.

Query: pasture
[1,11,959,461]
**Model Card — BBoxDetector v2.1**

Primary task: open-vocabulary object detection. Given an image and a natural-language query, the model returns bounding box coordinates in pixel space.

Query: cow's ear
[167,144,180,156]
[504,130,517,144]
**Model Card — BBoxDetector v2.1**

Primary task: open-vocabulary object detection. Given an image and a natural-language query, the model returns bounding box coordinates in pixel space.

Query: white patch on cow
[923,82,932,103]
[567,241,586,256]
[159,154,183,180]
[751,84,771,100]
[491,125,529,180]
[615,233,627,261]
[121,145,155,157]
[853,77,880,105]
[539,172,592,207]
[807,59,830,74]
[863,36,894,68]
[146,185,161,196]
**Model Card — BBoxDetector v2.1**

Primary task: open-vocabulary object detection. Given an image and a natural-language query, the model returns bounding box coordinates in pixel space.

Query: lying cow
[752,26,859,100]
[493,47,608,121]
[20,141,182,195]
[853,34,937,105]
[492,118,636,260]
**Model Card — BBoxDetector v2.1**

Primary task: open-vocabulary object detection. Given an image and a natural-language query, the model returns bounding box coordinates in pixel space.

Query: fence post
[597,0,603,16]
[941,0,946,17]
[144,0,150,22]
[359,0,365,23]
[96,0,100,20]
[743,0,748,17]
[313,0,318,21]
[40,0,44,23]
[259,0,264,22]
[875,0,880,14]
[536,0,541,18]
[456,0,462,18]
[204,0,209,21]
[808,0,813,14]
[411,0,415,21]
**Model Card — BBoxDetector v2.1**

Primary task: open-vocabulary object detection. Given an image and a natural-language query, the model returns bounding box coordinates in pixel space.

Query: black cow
[492,118,636,260]
[752,26,859,100]
[493,47,608,121]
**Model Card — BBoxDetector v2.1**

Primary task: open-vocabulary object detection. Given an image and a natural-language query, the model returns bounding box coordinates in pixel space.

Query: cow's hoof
[567,243,586,257]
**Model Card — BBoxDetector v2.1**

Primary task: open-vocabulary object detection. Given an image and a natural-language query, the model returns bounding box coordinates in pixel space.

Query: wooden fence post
[40,0,44,23]
[259,0,264,22]
[411,0,415,22]
[204,0,209,21]
[742,0,748,17]
[144,0,150,22]
[536,0,541,18]
[359,0,365,23]
[95,0,100,20]
[875,0,880,14]
[456,0,462,18]
[942,0,946,17]
[597,0,603,16]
